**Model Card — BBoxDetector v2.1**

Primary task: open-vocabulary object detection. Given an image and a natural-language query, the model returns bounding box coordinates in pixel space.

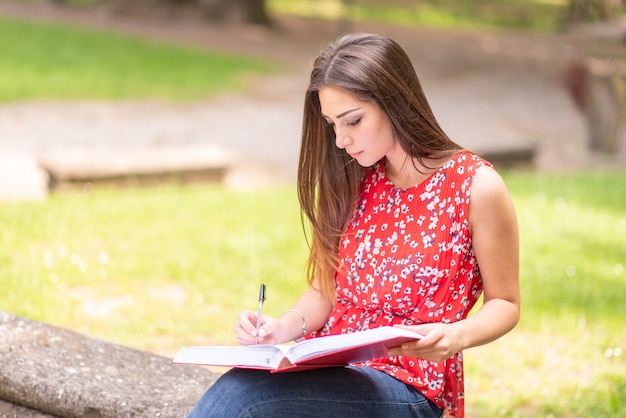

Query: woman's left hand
[386,323,463,362]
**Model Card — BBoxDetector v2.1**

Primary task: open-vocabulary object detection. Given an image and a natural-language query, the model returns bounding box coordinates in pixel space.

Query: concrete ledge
[0,399,59,418]
[0,312,219,418]
[476,142,537,170]
[38,144,238,190]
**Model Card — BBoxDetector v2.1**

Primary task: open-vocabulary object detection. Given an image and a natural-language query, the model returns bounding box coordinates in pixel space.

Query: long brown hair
[297,33,462,303]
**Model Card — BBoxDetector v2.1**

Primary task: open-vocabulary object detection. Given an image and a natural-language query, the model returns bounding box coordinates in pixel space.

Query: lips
[348,151,362,159]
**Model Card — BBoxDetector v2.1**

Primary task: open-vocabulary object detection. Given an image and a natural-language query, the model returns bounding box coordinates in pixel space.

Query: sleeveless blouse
[311,151,490,417]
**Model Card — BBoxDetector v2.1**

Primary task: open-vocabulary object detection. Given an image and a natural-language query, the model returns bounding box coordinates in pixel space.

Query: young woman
[188,32,520,418]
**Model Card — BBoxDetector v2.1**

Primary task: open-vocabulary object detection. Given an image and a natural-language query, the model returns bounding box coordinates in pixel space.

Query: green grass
[268,0,569,32]
[465,170,626,417]
[1,170,625,416]
[1,184,309,350]
[511,171,625,330]
[0,16,273,102]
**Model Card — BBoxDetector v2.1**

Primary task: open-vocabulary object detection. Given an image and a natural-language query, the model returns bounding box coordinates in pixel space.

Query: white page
[173,344,292,368]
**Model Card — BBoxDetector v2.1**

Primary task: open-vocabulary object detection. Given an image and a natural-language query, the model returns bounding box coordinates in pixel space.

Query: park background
[0,0,625,416]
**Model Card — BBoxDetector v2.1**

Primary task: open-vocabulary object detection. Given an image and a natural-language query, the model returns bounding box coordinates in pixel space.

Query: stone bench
[0,144,237,202]
[0,312,220,418]
[39,144,237,191]
[475,143,537,170]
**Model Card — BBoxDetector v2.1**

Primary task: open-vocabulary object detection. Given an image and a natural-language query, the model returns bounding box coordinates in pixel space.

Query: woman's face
[319,86,399,168]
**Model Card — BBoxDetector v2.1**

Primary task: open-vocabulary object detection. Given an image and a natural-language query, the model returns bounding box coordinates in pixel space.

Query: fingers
[234,311,280,345]
[235,310,257,345]
[387,324,454,362]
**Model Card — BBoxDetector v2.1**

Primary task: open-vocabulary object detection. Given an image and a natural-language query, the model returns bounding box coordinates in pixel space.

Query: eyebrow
[323,107,362,120]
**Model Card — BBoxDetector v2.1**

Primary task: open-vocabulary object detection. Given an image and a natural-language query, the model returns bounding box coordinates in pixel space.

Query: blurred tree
[562,1,626,153]
[198,0,270,24]
[565,57,626,153]
[102,0,270,25]
[564,0,624,23]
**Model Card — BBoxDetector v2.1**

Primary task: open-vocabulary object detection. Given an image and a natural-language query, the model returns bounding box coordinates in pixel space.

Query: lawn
[0,15,273,102]
[465,171,626,417]
[1,171,625,417]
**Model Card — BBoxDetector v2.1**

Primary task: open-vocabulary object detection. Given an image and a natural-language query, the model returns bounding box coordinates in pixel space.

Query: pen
[255,283,266,344]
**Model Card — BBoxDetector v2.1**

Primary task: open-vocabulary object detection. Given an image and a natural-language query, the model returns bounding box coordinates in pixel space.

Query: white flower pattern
[309,151,489,417]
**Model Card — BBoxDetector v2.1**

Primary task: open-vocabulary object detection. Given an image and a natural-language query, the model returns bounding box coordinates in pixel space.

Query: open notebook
[172,326,423,373]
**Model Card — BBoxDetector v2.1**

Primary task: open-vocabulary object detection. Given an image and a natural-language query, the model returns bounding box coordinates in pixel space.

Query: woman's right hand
[234,310,283,346]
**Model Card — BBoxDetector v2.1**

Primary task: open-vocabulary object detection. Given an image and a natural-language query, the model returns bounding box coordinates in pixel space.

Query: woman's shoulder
[450,150,492,170]
[431,151,493,187]
[467,161,516,230]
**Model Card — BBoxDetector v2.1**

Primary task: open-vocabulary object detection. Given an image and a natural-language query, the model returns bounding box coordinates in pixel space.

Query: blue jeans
[187,366,443,418]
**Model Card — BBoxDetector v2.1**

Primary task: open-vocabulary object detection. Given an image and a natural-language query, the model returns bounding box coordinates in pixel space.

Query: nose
[334,126,352,149]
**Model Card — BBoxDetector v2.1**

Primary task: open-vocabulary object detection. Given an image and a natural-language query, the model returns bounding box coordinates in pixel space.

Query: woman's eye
[345,118,361,127]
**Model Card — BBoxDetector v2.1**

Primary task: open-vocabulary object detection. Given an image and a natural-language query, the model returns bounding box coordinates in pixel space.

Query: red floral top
[312,151,489,417]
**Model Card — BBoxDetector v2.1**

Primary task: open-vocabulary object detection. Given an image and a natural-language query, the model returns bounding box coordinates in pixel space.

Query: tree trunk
[586,60,626,153]
[564,0,619,23]
[245,0,271,25]
[103,0,175,20]
[198,0,270,25]
[567,57,626,153]
[103,0,271,25]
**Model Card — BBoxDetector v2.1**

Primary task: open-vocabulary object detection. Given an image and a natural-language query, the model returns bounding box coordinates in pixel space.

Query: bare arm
[389,165,520,360]
[453,165,520,347]
[273,285,334,342]
[236,282,333,345]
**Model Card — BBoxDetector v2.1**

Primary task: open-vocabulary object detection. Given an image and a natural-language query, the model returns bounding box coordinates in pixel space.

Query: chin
[354,158,371,167]
[354,156,380,168]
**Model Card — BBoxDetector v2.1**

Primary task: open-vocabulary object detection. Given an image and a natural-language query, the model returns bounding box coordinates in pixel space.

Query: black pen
[255,283,266,344]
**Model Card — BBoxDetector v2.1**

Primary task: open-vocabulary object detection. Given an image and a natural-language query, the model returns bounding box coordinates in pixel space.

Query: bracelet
[282,308,307,337]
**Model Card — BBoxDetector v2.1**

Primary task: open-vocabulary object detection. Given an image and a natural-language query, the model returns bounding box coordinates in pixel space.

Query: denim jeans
[187,366,443,418]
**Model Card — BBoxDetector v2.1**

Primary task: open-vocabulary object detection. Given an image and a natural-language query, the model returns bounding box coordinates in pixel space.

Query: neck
[385,153,454,189]
[385,157,430,189]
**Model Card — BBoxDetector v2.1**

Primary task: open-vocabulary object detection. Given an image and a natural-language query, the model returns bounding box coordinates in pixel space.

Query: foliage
[1,170,625,415]
[0,16,273,102]
[564,0,626,23]
[11,0,626,32]
[268,0,569,32]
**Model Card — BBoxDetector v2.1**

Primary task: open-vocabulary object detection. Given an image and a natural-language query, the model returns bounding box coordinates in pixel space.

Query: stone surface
[39,143,237,189]
[0,399,59,418]
[0,312,219,418]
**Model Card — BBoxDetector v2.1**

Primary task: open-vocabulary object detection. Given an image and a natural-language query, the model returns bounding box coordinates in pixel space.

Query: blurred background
[0,0,625,416]
[1,0,626,191]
